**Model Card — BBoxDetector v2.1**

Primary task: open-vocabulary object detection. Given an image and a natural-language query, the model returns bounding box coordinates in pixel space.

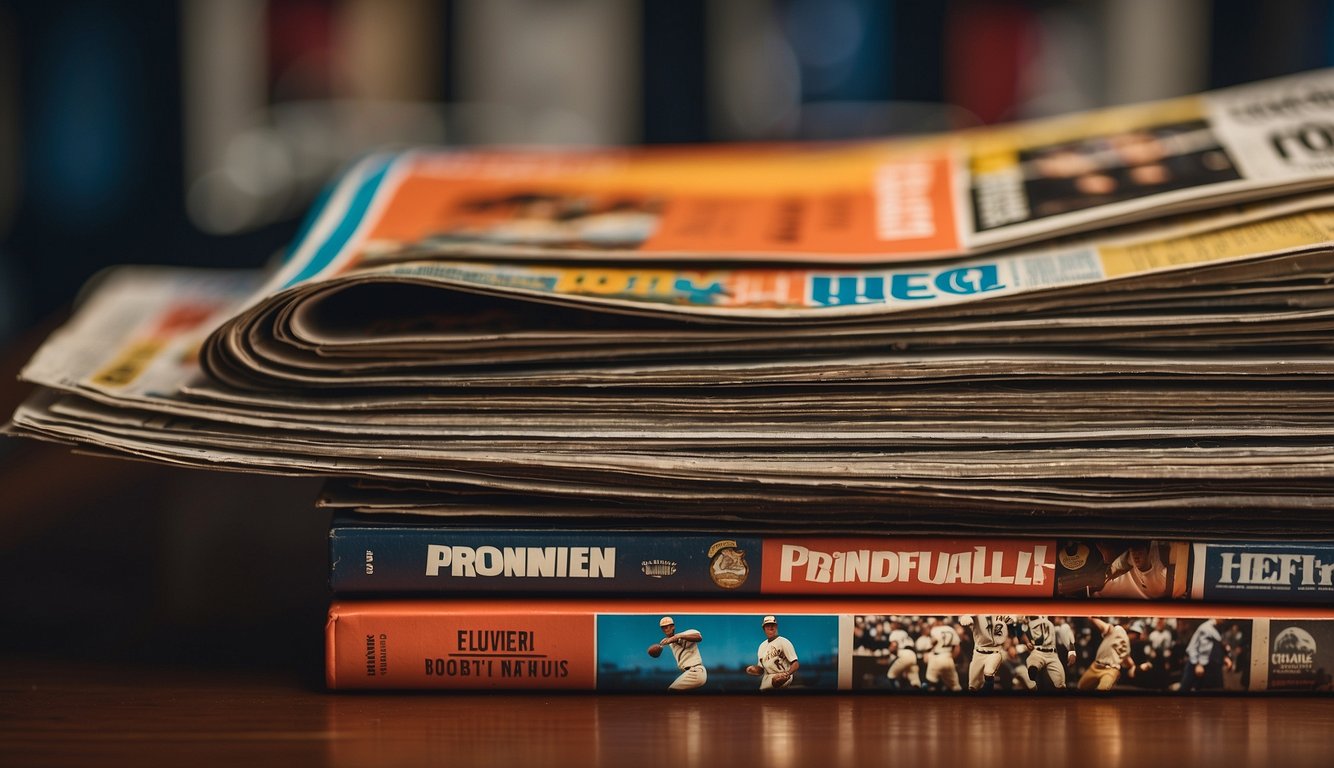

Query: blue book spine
[332,518,1334,603]
[330,524,767,595]
[1192,542,1334,603]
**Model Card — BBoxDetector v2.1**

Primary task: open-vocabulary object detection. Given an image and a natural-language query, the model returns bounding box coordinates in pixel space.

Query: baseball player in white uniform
[1024,615,1076,689]
[1095,542,1171,599]
[1053,616,1076,655]
[746,615,800,690]
[884,622,921,689]
[924,618,963,691]
[914,631,934,656]
[1077,617,1135,691]
[961,614,1014,691]
[657,616,706,691]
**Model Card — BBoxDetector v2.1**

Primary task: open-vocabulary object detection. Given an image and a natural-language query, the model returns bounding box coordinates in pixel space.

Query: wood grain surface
[5,658,1334,767]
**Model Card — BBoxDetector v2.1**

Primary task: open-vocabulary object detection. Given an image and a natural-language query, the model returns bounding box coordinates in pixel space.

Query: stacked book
[9,69,1334,693]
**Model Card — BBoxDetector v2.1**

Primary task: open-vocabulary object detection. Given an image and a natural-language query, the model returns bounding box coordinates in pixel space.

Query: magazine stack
[9,69,1334,693]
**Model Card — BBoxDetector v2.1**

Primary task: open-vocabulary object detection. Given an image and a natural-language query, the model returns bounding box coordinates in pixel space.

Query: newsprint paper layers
[10,209,1334,532]
[11,69,1334,535]
[200,194,1334,390]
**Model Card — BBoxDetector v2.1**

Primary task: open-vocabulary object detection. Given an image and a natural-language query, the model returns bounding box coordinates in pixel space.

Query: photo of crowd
[851,614,1251,693]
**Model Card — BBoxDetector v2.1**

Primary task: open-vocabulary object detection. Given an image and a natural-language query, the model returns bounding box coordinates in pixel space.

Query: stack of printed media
[10,69,1334,694]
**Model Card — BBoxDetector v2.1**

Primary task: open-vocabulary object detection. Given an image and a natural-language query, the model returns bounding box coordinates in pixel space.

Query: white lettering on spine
[1215,551,1334,587]
[424,544,616,578]
[776,544,1050,586]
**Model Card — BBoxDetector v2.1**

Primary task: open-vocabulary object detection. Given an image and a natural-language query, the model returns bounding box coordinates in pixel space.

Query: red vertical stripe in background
[945,0,1040,124]
[267,0,336,100]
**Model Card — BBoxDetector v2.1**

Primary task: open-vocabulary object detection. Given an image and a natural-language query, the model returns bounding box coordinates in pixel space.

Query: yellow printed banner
[91,340,164,388]
[1099,210,1334,278]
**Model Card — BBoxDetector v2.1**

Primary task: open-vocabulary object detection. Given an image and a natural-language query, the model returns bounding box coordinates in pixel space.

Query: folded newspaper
[11,69,1334,535]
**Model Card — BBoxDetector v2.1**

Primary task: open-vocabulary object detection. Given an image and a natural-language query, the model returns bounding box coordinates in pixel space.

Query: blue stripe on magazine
[282,153,398,289]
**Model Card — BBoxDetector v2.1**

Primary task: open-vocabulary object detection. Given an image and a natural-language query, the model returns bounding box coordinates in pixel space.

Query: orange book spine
[327,597,1334,693]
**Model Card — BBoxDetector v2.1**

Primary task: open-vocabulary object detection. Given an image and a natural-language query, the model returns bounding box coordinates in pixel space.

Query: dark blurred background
[1,0,1331,675]
[3,0,1332,338]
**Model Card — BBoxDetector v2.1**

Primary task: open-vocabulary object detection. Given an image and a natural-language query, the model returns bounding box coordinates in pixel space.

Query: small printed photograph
[1068,616,1251,693]
[852,615,959,692]
[596,613,838,692]
[415,191,663,251]
[1055,540,1183,600]
[971,119,1242,231]
[851,614,1251,694]
[853,614,1056,693]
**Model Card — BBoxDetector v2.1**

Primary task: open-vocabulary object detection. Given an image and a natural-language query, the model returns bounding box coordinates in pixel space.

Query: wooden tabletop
[5,657,1334,767]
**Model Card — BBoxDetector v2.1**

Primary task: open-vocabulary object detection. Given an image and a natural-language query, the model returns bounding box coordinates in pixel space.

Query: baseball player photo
[1093,541,1173,600]
[1023,615,1077,689]
[745,615,800,690]
[1076,617,1139,691]
[960,614,1015,692]
[1179,618,1234,692]
[884,619,922,690]
[651,616,707,691]
[924,617,964,692]
[1001,644,1038,691]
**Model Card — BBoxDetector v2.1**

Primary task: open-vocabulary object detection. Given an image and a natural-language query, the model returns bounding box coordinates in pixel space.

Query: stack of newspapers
[9,70,1334,693]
